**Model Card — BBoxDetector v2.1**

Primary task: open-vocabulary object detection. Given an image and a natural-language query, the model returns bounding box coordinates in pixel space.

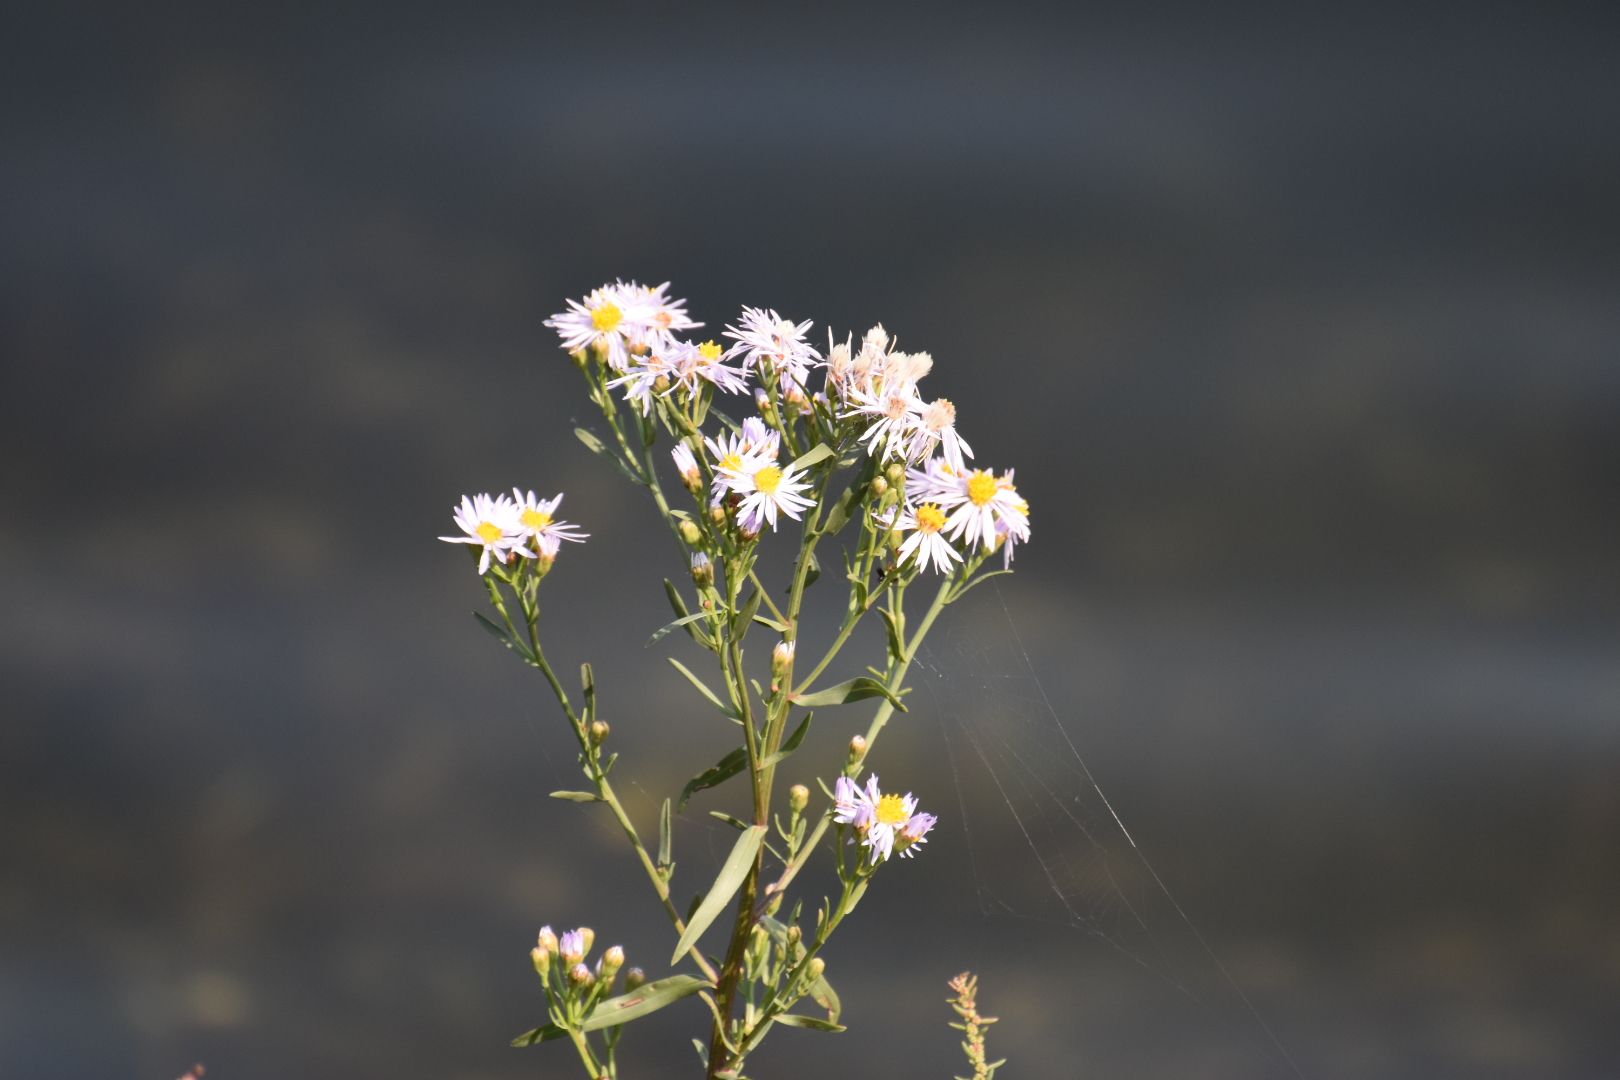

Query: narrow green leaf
[804,551,821,588]
[647,611,711,647]
[732,588,763,638]
[770,1013,846,1032]
[671,825,767,964]
[549,790,599,803]
[580,662,596,719]
[658,798,673,868]
[668,658,741,721]
[708,810,750,831]
[472,612,531,660]
[877,607,904,660]
[758,711,812,769]
[574,426,608,455]
[752,613,791,634]
[791,676,906,711]
[679,747,748,810]
[575,426,645,484]
[579,974,712,1031]
[788,442,835,472]
[510,1023,569,1047]
[663,578,692,620]
[808,971,842,1022]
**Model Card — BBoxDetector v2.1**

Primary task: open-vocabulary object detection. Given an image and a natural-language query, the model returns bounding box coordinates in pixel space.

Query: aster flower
[723,306,822,393]
[544,281,646,371]
[883,502,963,575]
[933,466,1031,556]
[510,489,589,558]
[439,492,532,574]
[704,419,780,481]
[906,397,973,471]
[844,379,924,462]
[716,452,815,534]
[631,281,702,348]
[663,339,750,397]
[834,774,936,864]
[905,456,960,504]
[605,348,673,414]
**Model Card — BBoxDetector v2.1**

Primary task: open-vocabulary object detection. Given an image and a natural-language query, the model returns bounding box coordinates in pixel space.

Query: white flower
[933,467,1030,556]
[833,774,935,863]
[510,489,589,558]
[545,282,647,371]
[723,306,822,393]
[704,420,780,483]
[905,456,959,504]
[883,501,962,575]
[663,339,749,397]
[844,379,923,461]
[439,492,532,574]
[906,397,972,471]
[631,281,701,348]
[717,452,815,534]
[604,349,672,414]
[671,441,701,487]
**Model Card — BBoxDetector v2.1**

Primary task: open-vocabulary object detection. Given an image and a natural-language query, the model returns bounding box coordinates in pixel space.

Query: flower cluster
[438,489,587,574]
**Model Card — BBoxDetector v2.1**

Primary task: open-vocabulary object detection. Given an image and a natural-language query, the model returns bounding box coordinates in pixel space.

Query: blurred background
[4,3,1618,1078]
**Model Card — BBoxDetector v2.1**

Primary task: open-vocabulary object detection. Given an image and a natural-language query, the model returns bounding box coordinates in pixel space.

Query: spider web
[912,583,1306,1079]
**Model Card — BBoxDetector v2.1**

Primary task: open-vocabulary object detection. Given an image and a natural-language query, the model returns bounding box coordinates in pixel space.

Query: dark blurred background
[4,3,1618,1078]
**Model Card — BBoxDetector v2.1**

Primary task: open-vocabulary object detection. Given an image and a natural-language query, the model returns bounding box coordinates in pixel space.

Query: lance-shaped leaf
[808,969,842,1021]
[770,1013,847,1033]
[791,676,906,712]
[575,426,644,484]
[510,1023,568,1047]
[671,825,767,964]
[668,658,742,722]
[658,797,673,869]
[580,974,713,1031]
[731,588,763,638]
[647,611,711,648]
[472,612,532,662]
[757,712,812,769]
[788,442,835,472]
[550,790,599,803]
[679,747,748,810]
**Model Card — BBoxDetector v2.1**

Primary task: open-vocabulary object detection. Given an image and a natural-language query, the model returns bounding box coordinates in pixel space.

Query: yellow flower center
[967,471,998,507]
[754,465,783,494]
[475,521,504,544]
[591,303,623,332]
[698,340,723,362]
[915,503,947,533]
[876,793,909,826]
[719,452,743,472]
[520,508,553,531]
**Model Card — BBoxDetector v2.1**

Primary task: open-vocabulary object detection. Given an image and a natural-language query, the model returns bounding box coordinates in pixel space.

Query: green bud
[788,784,810,813]
[847,734,868,766]
[771,639,796,680]
[599,945,625,982]
[869,476,889,498]
[569,962,594,988]
[690,551,714,587]
[884,462,906,487]
[578,927,595,956]
[588,720,610,747]
[624,967,646,990]
[531,946,550,976]
[679,519,702,545]
[807,957,826,979]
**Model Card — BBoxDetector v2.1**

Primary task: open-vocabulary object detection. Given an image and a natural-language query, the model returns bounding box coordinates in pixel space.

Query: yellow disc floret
[915,503,947,532]
[698,340,723,362]
[966,471,998,507]
[475,521,504,544]
[520,508,553,531]
[754,465,784,494]
[876,793,909,826]
[591,303,623,332]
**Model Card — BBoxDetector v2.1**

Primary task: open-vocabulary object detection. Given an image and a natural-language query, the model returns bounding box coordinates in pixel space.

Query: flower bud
[569,962,594,988]
[559,929,587,966]
[690,551,714,587]
[754,388,770,413]
[598,945,625,982]
[788,784,809,813]
[679,519,702,545]
[588,720,610,746]
[771,639,795,679]
[847,734,868,766]
[578,927,595,955]
[624,967,646,990]
[885,462,906,487]
[569,347,589,369]
[531,945,550,976]
[786,924,803,947]
[807,957,826,979]
[653,373,672,394]
[869,476,888,498]
[709,504,727,525]
[537,926,559,956]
